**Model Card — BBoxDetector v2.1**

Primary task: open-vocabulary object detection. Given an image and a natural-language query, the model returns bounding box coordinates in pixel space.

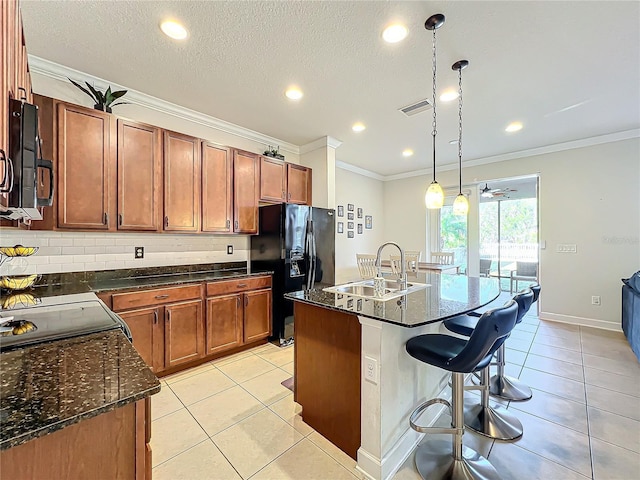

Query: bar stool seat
[406,300,519,480]
[443,289,534,441]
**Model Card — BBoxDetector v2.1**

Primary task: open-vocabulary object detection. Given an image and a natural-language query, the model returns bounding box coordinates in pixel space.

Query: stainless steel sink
[323,279,429,301]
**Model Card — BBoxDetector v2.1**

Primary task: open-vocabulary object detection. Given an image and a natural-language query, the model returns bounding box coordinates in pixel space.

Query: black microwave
[0,99,53,221]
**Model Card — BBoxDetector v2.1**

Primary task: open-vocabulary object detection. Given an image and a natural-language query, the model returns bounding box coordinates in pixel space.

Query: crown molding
[28,55,301,155]
[376,128,640,182]
[336,161,385,181]
[300,136,343,154]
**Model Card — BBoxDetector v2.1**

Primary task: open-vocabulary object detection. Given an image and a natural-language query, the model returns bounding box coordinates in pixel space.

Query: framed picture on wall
[348,231,354,238]
[357,208,363,218]
[347,221,354,230]
[357,223,363,234]
[347,212,354,220]
[337,205,344,217]
[347,203,354,211]
[337,222,344,233]
[365,215,372,229]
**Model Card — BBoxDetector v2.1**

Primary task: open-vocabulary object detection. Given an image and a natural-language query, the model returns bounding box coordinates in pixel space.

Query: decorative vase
[94,104,112,114]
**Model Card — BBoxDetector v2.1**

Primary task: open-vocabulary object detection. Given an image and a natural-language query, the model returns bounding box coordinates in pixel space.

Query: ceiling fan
[480,183,517,198]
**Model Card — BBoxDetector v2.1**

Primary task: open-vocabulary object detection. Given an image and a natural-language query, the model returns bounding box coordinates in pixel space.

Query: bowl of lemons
[0,274,39,291]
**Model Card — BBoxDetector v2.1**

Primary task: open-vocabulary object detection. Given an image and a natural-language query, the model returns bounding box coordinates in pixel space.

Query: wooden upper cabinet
[117,120,161,231]
[233,149,259,233]
[201,143,232,233]
[57,103,115,229]
[286,163,312,205]
[163,131,200,232]
[259,156,286,203]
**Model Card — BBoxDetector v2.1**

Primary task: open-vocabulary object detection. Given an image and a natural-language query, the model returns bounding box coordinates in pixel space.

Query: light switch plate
[557,244,577,253]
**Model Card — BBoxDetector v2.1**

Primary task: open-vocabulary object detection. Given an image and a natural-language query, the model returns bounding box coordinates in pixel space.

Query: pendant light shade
[452,59,469,216]
[424,14,445,210]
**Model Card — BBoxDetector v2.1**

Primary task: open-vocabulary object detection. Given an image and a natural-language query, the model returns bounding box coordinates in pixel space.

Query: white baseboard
[539,311,622,332]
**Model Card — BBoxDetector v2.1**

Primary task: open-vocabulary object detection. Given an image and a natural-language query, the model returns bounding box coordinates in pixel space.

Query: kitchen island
[286,272,500,480]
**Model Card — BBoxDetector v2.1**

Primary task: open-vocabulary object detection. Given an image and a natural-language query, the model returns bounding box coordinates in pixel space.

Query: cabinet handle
[237,283,247,288]
[166,310,171,322]
[245,296,249,307]
[118,214,123,226]
[155,294,170,300]
[226,219,230,229]
[282,190,285,199]
[153,310,158,324]
[164,216,169,228]
[234,220,239,230]
[104,212,109,225]
[237,297,241,307]
[288,192,291,201]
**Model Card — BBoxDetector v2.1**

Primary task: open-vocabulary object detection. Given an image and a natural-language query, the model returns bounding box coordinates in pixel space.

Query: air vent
[399,98,432,117]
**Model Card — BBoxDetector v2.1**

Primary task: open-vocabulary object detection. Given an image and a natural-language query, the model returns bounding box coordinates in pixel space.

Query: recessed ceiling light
[285,87,303,100]
[440,90,459,102]
[160,20,188,40]
[352,122,366,132]
[505,121,523,133]
[402,149,414,157]
[382,24,408,43]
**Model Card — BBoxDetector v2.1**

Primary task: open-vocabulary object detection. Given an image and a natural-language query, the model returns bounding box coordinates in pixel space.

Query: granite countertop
[0,329,160,450]
[285,272,500,328]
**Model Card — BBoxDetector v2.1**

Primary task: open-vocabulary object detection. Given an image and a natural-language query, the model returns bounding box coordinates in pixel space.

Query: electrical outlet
[364,356,378,384]
[227,245,233,255]
[591,296,601,306]
[134,247,144,259]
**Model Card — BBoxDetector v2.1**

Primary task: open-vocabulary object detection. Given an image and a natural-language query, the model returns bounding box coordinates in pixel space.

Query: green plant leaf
[86,82,104,104]
[68,77,97,102]
[110,90,127,100]
[109,101,132,107]
[105,86,112,100]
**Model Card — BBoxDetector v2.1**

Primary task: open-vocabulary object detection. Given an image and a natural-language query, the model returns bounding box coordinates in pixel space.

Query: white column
[300,136,342,209]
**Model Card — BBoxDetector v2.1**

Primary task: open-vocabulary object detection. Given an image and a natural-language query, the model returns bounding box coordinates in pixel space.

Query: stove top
[0,293,129,352]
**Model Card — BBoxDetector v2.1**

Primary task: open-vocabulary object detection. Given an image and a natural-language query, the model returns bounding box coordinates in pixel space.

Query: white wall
[0,230,249,276]
[382,138,640,329]
[335,167,385,283]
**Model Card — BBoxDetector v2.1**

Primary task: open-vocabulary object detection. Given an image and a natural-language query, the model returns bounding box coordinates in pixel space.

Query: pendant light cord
[431,27,437,182]
[458,65,463,194]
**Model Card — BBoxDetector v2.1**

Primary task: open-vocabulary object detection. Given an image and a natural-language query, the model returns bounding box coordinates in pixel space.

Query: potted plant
[68,78,129,113]
[263,145,285,160]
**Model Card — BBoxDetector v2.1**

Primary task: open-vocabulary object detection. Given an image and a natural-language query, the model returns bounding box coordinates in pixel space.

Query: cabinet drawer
[112,284,201,311]
[206,276,272,297]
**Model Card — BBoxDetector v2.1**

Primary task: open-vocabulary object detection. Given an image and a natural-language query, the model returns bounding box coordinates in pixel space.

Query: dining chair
[479,258,492,277]
[356,254,378,279]
[431,251,454,265]
[390,252,420,275]
[509,261,538,293]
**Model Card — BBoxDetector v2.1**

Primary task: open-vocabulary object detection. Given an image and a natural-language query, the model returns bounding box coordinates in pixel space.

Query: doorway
[478,176,539,291]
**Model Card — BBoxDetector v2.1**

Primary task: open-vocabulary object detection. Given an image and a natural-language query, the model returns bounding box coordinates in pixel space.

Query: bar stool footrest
[414,438,500,480]
[410,398,455,434]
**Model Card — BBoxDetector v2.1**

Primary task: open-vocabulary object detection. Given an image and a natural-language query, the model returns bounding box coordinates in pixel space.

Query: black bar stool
[443,289,534,441]
[488,284,541,400]
[406,300,519,480]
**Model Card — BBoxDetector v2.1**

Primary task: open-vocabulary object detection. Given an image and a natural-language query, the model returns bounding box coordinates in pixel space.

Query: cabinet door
[201,143,232,232]
[259,156,286,203]
[118,307,163,373]
[243,288,272,343]
[233,150,259,233]
[0,1,14,211]
[163,131,200,232]
[164,299,204,368]
[205,294,243,355]
[118,120,161,231]
[286,164,312,205]
[57,103,115,229]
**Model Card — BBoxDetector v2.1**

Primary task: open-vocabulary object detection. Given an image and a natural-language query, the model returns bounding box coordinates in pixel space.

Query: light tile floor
[151,304,640,480]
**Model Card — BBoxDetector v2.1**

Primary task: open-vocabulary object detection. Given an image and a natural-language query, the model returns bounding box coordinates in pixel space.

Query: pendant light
[424,14,445,210]
[452,59,469,216]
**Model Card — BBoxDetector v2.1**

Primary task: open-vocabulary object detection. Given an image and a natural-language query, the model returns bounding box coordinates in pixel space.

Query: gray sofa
[622,272,640,361]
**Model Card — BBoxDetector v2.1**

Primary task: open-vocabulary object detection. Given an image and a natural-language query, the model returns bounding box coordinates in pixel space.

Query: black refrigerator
[251,204,335,345]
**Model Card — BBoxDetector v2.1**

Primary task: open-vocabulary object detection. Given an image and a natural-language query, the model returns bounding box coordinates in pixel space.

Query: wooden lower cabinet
[164,299,204,368]
[118,307,163,373]
[206,294,243,355]
[243,288,272,343]
[0,399,151,480]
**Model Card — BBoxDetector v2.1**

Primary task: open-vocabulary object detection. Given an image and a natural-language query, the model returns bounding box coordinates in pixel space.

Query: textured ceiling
[20,1,640,176]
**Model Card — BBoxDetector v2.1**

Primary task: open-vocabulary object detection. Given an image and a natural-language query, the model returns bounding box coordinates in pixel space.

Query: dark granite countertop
[285,272,500,328]
[0,329,160,450]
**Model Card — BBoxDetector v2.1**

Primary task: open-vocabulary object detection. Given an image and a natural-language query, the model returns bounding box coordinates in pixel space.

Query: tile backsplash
[0,230,250,276]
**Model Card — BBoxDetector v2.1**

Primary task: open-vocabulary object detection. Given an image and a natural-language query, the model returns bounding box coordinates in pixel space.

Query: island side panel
[293,302,362,459]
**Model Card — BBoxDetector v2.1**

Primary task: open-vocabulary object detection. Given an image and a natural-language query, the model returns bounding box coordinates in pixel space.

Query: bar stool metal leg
[464,367,523,440]
[412,373,500,480]
[489,344,533,401]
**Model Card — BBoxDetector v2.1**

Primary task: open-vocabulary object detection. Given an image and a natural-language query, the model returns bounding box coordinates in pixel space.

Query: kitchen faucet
[375,242,407,291]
